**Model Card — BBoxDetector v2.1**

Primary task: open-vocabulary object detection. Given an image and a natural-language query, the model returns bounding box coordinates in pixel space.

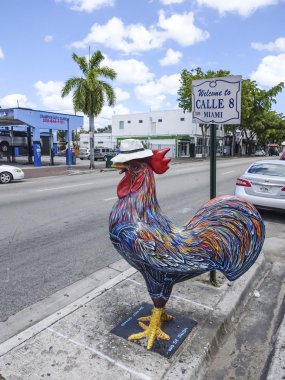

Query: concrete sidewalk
[0,256,267,380]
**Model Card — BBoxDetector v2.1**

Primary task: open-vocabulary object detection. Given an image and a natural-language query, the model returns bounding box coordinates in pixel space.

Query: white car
[235,160,285,210]
[0,165,25,184]
[254,149,266,156]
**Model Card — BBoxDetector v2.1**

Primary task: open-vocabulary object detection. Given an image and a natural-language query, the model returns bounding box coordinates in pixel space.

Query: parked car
[0,164,24,184]
[79,147,115,161]
[235,160,285,210]
[268,146,279,156]
[254,149,266,156]
[280,152,285,160]
[94,147,115,161]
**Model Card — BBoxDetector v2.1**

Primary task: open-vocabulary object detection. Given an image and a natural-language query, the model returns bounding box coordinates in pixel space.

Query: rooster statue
[109,139,265,350]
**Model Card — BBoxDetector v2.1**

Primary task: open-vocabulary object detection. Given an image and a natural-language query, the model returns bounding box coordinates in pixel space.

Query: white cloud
[34,80,74,112]
[159,48,182,66]
[158,11,209,46]
[104,56,155,84]
[56,0,114,12]
[114,87,130,101]
[44,35,53,43]
[0,94,34,108]
[251,53,285,87]
[71,11,209,53]
[134,73,180,109]
[196,0,280,17]
[160,0,185,3]
[252,37,285,53]
[71,17,164,52]
[34,80,126,124]
[0,47,4,60]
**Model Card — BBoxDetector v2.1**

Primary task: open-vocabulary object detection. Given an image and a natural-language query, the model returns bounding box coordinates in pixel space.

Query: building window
[180,117,185,121]
[139,120,143,123]
[158,119,162,122]
[119,121,124,129]
[127,120,131,123]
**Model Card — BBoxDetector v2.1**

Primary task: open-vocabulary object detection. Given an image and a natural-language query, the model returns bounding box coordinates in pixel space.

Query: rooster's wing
[110,222,206,274]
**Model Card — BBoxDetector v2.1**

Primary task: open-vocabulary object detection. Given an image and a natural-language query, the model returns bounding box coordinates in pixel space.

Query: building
[112,109,225,158]
[0,107,83,166]
[79,133,116,150]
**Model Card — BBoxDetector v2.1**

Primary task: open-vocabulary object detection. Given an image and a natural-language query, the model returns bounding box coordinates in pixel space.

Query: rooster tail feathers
[190,196,266,282]
[212,221,265,281]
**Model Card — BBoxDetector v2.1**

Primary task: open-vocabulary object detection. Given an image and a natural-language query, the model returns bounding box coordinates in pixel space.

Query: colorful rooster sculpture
[109,139,265,350]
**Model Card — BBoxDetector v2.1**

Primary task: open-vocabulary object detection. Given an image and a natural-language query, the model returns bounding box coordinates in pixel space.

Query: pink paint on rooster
[109,139,265,350]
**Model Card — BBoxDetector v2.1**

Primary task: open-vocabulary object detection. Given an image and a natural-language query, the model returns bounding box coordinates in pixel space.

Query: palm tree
[61,50,117,169]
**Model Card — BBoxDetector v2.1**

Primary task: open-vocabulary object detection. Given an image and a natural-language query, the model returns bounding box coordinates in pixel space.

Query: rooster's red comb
[145,148,171,174]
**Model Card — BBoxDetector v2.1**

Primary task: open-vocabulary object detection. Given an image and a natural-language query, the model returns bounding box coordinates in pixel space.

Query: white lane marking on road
[47,328,151,380]
[126,278,214,311]
[221,170,235,175]
[36,182,95,191]
[104,196,117,201]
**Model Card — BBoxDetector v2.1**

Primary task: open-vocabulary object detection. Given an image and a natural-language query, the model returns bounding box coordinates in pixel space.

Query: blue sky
[0,0,285,129]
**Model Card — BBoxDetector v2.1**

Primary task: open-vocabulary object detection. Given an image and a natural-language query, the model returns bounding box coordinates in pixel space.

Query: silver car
[235,160,285,210]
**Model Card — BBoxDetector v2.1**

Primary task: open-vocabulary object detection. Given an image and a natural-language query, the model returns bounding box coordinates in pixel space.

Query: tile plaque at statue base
[111,303,197,358]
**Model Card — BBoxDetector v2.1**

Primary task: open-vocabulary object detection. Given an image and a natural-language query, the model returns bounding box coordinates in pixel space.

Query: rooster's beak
[112,162,128,173]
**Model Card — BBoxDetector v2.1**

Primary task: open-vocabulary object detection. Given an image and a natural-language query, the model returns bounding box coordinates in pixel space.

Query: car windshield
[248,163,285,177]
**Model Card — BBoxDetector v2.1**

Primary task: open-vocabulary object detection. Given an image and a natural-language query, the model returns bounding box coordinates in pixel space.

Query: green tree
[178,67,230,158]
[61,51,117,169]
[96,125,112,133]
[239,79,284,153]
[257,111,285,146]
[178,67,284,156]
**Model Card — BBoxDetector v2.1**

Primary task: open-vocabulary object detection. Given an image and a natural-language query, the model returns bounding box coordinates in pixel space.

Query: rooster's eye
[131,164,139,171]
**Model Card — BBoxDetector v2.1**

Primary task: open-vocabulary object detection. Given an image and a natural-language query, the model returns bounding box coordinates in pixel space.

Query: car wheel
[80,158,83,160]
[0,142,9,153]
[0,171,12,184]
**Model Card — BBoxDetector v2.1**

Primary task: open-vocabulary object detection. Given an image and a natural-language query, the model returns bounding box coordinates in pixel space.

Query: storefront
[0,107,83,166]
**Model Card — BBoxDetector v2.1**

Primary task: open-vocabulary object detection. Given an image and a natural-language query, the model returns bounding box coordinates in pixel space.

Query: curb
[0,256,266,379]
[0,267,137,357]
[266,302,285,379]
[163,255,266,380]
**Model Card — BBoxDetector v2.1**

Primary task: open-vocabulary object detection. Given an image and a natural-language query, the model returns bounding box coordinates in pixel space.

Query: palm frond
[89,50,105,69]
[72,53,88,75]
[61,77,85,97]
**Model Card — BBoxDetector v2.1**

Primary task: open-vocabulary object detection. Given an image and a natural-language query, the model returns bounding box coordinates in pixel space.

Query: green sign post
[192,76,242,286]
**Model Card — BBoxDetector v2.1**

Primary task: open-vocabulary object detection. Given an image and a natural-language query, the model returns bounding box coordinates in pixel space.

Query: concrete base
[0,256,265,380]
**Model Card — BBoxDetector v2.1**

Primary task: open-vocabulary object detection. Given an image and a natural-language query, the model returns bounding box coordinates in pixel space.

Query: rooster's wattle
[109,144,265,349]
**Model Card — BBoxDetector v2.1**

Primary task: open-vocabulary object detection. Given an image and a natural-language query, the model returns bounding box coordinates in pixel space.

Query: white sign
[192,75,242,124]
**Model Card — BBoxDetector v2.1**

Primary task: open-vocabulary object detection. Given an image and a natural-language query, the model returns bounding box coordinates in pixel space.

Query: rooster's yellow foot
[138,311,174,323]
[128,307,173,349]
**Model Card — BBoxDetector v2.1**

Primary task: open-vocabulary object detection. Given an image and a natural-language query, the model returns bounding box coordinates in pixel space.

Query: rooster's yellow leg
[138,310,174,322]
[128,307,172,349]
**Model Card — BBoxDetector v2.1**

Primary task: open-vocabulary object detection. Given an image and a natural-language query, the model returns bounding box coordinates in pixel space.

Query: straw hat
[112,139,153,163]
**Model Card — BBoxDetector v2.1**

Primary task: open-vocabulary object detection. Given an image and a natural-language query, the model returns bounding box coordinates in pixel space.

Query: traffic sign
[192,76,242,124]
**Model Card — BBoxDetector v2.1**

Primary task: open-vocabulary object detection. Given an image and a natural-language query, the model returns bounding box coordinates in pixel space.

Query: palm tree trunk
[89,114,95,169]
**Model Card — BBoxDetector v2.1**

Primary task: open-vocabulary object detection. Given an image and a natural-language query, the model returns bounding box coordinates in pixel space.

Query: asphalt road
[0,157,283,323]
